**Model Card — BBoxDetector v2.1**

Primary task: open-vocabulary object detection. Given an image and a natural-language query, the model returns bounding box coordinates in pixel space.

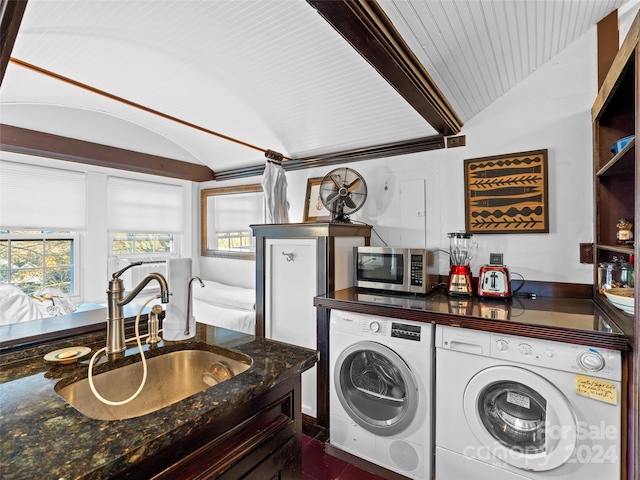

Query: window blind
[214,192,264,232]
[0,161,87,230]
[108,176,184,233]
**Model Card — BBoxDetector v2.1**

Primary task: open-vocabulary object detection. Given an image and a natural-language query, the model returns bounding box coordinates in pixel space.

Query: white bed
[0,284,99,326]
[191,280,256,335]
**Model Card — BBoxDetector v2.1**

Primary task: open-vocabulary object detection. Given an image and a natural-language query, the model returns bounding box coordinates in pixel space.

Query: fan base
[331,213,352,223]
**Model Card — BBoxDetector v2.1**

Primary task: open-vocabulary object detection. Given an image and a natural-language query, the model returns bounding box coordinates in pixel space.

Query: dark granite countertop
[0,323,318,480]
[314,287,630,351]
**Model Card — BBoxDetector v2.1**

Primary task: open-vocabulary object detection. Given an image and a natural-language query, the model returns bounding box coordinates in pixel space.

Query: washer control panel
[490,332,621,381]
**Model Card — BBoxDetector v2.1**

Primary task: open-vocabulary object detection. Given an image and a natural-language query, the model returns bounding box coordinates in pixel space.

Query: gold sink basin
[55,349,251,420]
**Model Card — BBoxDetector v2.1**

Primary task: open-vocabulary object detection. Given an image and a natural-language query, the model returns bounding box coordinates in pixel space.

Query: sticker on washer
[506,391,531,409]
[575,375,618,405]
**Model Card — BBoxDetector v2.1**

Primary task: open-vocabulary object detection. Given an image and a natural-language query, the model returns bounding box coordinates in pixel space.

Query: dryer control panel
[391,322,421,341]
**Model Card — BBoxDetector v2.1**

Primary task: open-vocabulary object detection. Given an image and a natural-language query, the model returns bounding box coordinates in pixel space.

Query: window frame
[200,184,264,260]
[0,230,81,301]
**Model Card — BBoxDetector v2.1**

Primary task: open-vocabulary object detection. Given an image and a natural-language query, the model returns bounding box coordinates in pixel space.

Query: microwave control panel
[410,254,424,286]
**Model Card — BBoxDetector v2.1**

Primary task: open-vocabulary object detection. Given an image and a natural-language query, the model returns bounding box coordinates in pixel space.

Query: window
[201,184,265,259]
[108,176,183,262]
[112,233,174,256]
[0,230,79,295]
[215,230,253,252]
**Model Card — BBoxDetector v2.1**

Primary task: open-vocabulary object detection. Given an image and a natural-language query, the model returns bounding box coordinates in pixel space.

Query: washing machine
[329,309,434,479]
[435,325,622,480]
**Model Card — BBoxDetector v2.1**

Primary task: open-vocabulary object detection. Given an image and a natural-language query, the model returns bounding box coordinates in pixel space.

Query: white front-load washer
[329,309,434,479]
[435,325,622,480]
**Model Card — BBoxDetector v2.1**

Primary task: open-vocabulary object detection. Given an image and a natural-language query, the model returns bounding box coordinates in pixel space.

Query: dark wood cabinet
[113,376,303,480]
[591,10,639,480]
[591,11,639,340]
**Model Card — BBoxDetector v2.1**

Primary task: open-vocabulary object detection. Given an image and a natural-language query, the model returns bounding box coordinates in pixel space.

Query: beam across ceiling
[0,124,215,182]
[307,0,463,136]
[0,0,28,86]
[215,134,446,181]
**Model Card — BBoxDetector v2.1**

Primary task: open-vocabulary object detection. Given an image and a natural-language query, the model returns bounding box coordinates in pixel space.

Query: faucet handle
[112,261,143,279]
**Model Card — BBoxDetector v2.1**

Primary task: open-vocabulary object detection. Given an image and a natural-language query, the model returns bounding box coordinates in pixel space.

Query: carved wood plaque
[464,149,549,234]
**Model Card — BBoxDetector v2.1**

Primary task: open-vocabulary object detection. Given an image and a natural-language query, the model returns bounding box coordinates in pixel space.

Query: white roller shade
[214,192,263,232]
[0,160,87,230]
[108,177,184,233]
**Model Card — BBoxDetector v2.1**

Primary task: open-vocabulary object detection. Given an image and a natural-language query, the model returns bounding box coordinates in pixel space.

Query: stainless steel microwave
[354,246,437,294]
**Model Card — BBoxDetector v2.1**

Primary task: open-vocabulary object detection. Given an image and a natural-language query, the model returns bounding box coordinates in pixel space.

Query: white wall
[201,22,600,287]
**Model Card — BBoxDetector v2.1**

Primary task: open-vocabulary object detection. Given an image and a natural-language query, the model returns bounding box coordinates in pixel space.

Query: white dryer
[435,325,622,480]
[329,309,434,479]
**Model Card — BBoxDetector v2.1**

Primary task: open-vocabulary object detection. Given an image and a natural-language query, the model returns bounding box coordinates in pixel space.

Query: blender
[447,232,477,296]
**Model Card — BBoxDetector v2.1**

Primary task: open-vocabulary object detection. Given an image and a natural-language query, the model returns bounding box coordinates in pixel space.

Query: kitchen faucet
[186,276,205,336]
[106,262,170,354]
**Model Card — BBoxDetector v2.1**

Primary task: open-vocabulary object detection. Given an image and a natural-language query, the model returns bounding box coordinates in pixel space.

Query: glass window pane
[113,240,133,255]
[45,240,72,266]
[155,235,172,253]
[134,239,154,253]
[12,269,42,295]
[11,240,43,269]
[0,240,7,269]
[45,267,73,293]
[0,270,7,283]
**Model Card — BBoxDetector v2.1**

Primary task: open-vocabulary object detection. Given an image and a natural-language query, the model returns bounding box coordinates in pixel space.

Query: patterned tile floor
[302,435,388,480]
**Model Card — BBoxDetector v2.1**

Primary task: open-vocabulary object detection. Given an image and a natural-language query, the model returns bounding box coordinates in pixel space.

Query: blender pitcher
[447,232,477,296]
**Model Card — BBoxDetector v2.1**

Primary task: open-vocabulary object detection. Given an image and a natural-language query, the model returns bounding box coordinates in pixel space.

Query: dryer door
[463,366,577,472]
[334,341,419,436]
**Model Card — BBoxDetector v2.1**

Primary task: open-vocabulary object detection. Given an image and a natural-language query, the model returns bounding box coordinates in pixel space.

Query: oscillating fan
[318,168,368,223]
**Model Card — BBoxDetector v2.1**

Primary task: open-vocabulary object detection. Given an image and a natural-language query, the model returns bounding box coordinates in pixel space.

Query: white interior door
[265,238,317,417]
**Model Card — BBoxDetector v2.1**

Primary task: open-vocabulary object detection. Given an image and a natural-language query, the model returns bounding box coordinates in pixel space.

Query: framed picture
[464,149,549,234]
[303,177,332,222]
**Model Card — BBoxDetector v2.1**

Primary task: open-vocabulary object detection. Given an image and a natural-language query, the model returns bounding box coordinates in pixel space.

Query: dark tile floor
[302,435,387,480]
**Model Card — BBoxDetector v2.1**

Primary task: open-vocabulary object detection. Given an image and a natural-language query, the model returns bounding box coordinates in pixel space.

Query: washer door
[463,366,577,472]
[334,341,418,436]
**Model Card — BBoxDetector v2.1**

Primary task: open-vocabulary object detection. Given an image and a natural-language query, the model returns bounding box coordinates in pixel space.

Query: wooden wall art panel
[464,149,549,234]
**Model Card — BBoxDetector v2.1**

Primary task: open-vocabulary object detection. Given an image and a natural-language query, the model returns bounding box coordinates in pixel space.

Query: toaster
[478,265,512,298]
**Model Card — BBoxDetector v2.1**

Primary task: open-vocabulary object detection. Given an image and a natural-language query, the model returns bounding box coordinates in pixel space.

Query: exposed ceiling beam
[0,124,216,182]
[215,134,446,181]
[0,0,27,86]
[306,0,463,136]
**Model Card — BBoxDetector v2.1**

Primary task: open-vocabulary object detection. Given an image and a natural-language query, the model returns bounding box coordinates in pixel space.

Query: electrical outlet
[446,135,466,148]
[579,243,593,264]
[489,253,503,265]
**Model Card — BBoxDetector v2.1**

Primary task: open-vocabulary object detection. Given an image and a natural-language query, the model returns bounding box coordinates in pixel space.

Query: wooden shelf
[596,244,636,256]
[596,138,636,176]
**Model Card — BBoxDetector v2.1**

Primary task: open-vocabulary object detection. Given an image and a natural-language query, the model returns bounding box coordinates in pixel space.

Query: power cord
[510,271,536,298]
[349,220,388,246]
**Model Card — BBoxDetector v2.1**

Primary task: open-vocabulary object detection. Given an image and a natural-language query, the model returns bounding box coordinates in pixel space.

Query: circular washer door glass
[463,366,577,471]
[334,341,418,436]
